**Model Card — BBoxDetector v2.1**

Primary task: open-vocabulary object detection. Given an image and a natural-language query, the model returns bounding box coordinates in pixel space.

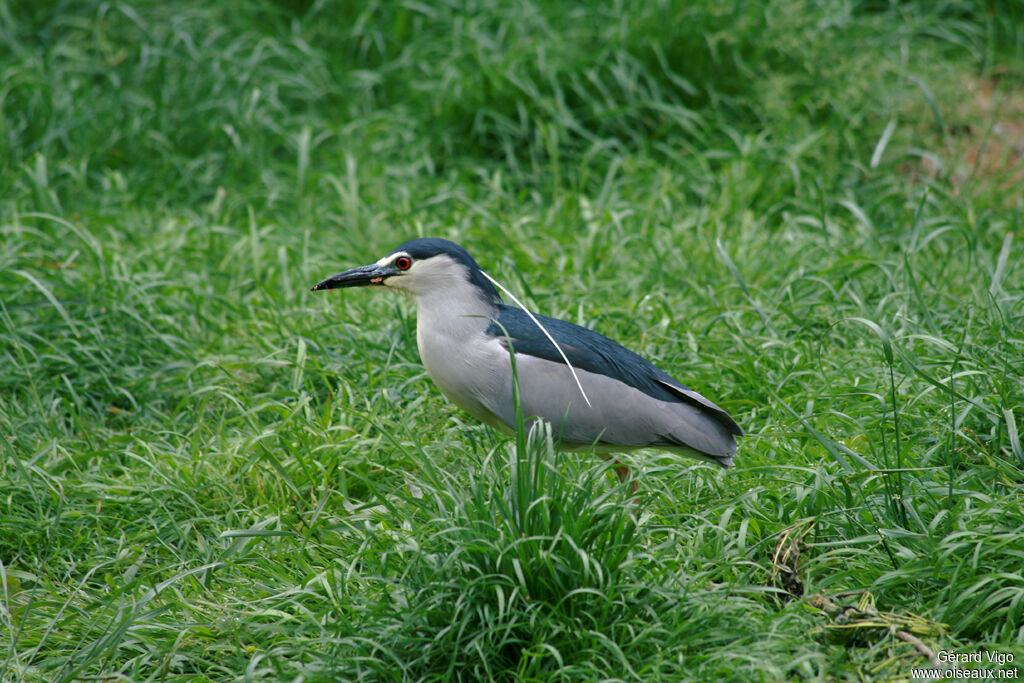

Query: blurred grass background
[2,0,1023,680]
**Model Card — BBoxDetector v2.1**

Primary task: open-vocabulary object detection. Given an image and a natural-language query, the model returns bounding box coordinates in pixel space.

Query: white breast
[408,275,511,430]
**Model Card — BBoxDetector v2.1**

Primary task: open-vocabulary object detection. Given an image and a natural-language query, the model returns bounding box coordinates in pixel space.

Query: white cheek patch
[378,251,413,288]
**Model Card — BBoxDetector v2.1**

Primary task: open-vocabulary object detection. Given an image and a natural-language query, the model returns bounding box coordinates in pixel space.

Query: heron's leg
[613,463,638,495]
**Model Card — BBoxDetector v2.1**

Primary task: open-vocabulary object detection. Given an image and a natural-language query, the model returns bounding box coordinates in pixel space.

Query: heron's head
[312,238,502,306]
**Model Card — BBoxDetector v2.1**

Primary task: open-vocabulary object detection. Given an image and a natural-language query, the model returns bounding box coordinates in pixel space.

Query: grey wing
[482,307,741,467]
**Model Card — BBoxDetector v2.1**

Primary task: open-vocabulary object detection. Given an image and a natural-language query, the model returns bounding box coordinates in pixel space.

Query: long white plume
[480,270,592,407]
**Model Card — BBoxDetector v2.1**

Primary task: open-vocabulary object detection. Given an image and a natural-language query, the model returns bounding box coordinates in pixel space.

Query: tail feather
[657,379,743,437]
[659,429,737,468]
[657,397,740,468]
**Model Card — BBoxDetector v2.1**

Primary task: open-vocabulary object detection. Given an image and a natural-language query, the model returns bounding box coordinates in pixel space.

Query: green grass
[2,0,1024,680]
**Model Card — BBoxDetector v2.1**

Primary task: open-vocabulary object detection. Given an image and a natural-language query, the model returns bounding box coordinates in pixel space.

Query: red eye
[395,256,412,271]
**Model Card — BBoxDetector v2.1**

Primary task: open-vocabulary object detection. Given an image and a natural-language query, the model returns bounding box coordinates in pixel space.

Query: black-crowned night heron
[312,238,741,482]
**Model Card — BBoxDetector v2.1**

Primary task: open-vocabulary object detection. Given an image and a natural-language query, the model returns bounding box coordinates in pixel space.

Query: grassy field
[3,0,1024,680]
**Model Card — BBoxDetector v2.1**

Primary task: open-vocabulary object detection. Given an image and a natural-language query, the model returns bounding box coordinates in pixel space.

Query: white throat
[384,254,497,327]
[387,256,504,425]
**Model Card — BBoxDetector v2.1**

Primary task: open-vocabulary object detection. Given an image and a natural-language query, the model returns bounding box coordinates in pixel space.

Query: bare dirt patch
[911,72,1024,199]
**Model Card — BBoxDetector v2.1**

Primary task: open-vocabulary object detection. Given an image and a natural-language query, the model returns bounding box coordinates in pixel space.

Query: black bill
[311,263,396,291]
